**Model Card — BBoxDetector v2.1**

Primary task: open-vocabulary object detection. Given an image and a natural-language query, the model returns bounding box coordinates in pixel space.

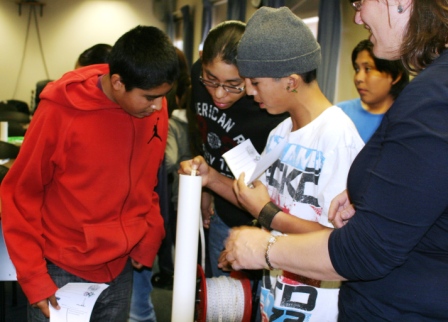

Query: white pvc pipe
[171,174,202,321]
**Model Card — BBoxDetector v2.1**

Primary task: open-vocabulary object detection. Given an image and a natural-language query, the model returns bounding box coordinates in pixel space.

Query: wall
[336,1,369,103]
[0,0,368,108]
[0,0,164,107]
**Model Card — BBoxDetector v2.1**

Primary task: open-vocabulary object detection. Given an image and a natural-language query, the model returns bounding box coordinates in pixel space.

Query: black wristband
[258,201,281,230]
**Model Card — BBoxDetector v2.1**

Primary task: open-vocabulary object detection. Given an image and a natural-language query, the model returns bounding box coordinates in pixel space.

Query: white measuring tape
[205,276,246,322]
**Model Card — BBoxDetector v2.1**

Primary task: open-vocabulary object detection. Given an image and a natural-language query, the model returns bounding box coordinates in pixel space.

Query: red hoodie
[1,64,166,304]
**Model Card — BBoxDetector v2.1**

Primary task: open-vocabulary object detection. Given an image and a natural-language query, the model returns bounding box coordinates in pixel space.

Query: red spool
[195,265,253,322]
[195,265,207,322]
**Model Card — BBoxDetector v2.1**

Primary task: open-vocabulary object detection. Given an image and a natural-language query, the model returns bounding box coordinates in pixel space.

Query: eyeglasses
[351,0,364,11]
[199,76,245,94]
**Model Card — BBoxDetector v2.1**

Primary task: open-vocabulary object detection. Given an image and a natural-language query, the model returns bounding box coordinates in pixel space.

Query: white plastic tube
[171,174,202,321]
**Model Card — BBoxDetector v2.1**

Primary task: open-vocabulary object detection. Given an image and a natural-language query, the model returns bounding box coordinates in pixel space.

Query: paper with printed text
[49,283,109,322]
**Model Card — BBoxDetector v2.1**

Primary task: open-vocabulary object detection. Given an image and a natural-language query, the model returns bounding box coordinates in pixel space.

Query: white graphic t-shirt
[259,106,364,322]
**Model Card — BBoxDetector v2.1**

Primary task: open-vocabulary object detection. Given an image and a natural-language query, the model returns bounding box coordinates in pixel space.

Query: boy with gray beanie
[233,7,363,321]
[237,8,320,78]
[180,6,363,321]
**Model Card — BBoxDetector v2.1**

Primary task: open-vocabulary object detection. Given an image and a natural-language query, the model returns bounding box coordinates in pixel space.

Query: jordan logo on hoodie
[147,117,162,143]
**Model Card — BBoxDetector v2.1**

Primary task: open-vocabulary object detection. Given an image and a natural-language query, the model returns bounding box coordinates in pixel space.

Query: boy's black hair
[77,44,112,67]
[300,69,317,84]
[352,39,409,99]
[201,21,246,66]
[109,25,179,91]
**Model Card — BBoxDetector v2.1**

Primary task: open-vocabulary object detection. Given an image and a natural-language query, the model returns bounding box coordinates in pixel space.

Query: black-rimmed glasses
[199,76,245,94]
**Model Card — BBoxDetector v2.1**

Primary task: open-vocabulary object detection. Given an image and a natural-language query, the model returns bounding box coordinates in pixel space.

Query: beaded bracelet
[258,201,281,230]
[265,235,277,270]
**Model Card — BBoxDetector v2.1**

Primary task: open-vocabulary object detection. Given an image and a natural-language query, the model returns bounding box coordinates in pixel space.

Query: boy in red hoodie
[1,25,179,321]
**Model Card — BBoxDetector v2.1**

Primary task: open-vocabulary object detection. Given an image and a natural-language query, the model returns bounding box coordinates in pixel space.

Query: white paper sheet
[223,138,287,185]
[0,222,17,281]
[49,282,109,322]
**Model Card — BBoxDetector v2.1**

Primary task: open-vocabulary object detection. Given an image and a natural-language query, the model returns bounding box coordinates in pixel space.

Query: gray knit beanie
[237,6,321,78]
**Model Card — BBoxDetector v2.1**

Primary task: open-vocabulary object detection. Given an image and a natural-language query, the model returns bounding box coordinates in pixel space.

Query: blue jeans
[28,259,133,322]
[129,268,157,322]
[208,212,231,277]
